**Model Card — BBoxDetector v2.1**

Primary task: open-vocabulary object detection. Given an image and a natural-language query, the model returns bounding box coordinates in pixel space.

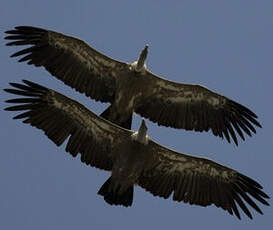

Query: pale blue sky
[1,1,272,229]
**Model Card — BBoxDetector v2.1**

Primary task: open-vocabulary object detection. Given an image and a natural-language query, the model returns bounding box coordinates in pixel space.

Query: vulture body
[4,80,269,219]
[5,26,262,145]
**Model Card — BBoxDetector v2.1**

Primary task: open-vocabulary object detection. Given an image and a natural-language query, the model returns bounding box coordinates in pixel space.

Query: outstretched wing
[4,80,130,171]
[136,72,261,145]
[138,141,269,219]
[5,26,129,103]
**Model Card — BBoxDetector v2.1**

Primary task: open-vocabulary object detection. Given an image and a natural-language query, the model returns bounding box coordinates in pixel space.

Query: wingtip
[234,211,241,220]
[14,26,31,30]
[3,88,12,93]
[256,121,262,128]
[5,99,14,103]
[6,42,14,46]
[14,26,23,29]
[4,29,15,34]
[22,79,37,86]
[10,53,17,58]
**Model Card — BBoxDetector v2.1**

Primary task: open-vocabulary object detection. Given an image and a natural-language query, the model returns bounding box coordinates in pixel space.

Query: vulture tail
[100,105,132,129]
[98,176,134,207]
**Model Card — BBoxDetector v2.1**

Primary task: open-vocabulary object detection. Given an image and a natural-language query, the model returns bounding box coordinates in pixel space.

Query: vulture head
[132,119,148,144]
[130,45,149,73]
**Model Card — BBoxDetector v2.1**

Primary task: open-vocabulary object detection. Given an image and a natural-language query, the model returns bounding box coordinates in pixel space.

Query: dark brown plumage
[4,80,269,219]
[5,26,262,145]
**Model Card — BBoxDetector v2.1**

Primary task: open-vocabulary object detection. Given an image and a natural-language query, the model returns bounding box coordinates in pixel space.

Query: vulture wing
[4,80,130,171]
[5,26,129,103]
[136,72,261,145]
[138,140,269,219]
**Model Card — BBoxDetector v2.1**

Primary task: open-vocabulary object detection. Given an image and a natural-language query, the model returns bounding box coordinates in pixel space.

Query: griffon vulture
[4,80,269,219]
[5,26,262,145]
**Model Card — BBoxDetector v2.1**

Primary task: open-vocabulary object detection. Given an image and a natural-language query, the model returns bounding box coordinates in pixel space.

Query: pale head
[130,44,149,73]
[131,119,149,145]
[139,119,148,134]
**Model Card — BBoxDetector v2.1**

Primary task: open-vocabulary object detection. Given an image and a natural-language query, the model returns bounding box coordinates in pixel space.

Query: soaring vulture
[4,80,269,219]
[5,26,262,145]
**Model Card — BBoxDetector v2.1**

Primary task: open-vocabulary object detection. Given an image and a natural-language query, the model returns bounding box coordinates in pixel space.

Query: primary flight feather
[4,80,269,219]
[5,26,262,145]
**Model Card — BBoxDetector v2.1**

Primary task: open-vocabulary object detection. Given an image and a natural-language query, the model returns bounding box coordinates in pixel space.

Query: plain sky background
[0,1,272,229]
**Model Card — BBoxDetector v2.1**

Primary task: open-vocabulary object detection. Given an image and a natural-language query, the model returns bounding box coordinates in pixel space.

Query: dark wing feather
[5,26,129,103]
[136,72,261,145]
[4,80,130,171]
[138,141,269,219]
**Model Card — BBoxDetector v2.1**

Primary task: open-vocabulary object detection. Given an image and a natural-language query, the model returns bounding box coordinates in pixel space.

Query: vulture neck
[135,45,148,72]
[132,120,148,145]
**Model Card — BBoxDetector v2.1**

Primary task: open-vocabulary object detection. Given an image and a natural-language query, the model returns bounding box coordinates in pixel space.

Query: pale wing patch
[167,91,204,103]
[156,146,234,180]
[51,91,117,143]
[156,80,226,107]
[156,80,181,91]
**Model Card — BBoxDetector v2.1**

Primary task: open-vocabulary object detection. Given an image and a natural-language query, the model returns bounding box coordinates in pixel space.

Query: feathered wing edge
[4,79,129,171]
[138,142,270,220]
[5,26,129,103]
[136,74,262,146]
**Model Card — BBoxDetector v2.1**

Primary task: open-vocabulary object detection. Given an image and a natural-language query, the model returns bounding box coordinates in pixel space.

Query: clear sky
[1,1,272,229]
